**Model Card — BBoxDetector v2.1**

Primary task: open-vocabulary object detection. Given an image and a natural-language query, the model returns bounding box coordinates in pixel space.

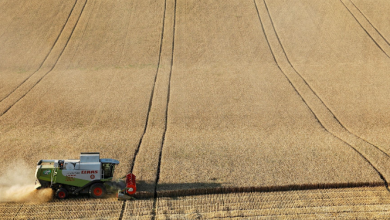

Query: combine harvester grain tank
[35,152,136,199]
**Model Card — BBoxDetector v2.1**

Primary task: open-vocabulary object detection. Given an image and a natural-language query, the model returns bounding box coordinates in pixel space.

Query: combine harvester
[35,152,136,200]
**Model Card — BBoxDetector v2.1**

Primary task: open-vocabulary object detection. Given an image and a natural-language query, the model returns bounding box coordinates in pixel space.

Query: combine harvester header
[35,152,136,199]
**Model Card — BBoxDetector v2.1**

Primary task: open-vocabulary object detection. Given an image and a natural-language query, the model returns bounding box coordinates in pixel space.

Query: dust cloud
[0,160,53,203]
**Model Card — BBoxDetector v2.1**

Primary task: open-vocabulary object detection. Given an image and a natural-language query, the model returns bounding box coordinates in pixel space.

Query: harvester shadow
[55,180,383,201]
[102,179,223,199]
[134,180,223,199]
[128,180,384,200]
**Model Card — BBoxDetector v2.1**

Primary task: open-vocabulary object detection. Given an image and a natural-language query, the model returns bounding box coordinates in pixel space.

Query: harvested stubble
[0,0,75,100]
[0,197,122,219]
[154,186,390,219]
[3,187,390,219]
[264,0,390,154]
[0,203,20,219]
[0,0,165,177]
[121,199,155,220]
[157,0,382,193]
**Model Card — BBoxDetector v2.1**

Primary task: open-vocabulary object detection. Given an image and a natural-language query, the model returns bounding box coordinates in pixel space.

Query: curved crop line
[339,0,390,58]
[118,202,126,220]
[262,0,349,128]
[129,0,168,174]
[132,0,385,206]
[255,0,389,188]
[0,0,88,117]
[262,0,390,159]
[0,0,78,103]
[253,2,323,128]
[349,0,390,46]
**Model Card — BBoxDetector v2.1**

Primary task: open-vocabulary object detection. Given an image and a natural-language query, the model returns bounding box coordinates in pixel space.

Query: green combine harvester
[35,152,136,199]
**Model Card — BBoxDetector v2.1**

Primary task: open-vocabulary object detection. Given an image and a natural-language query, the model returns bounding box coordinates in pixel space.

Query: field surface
[1,186,390,219]
[1,0,390,218]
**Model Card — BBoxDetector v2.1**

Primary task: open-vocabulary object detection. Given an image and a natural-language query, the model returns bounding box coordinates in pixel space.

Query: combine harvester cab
[35,152,134,199]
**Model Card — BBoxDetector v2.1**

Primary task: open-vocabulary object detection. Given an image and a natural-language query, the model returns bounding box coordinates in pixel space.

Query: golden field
[1,0,390,218]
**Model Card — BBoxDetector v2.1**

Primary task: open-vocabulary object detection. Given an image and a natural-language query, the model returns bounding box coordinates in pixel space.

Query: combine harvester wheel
[56,188,68,199]
[90,183,106,198]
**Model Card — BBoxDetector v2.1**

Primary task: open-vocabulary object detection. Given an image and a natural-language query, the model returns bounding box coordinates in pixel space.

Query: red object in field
[126,173,136,195]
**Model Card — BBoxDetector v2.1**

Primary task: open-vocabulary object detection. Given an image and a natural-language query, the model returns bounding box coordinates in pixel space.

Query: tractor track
[349,0,390,46]
[131,0,385,206]
[0,0,78,104]
[113,0,177,217]
[151,0,176,218]
[339,0,390,58]
[254,0,390,191]
[129,0,168,175]
[3,0,390,218]
[127,0,390,206]
[261,0,390,160]
[0,0,88,118]
[118,0,168,219]
[12,204,23,220]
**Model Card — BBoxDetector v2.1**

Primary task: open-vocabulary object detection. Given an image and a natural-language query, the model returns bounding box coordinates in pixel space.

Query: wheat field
[0,0,165,177]
[265,0,390,153]
[0,0,75,100]
[1,0,390,218]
